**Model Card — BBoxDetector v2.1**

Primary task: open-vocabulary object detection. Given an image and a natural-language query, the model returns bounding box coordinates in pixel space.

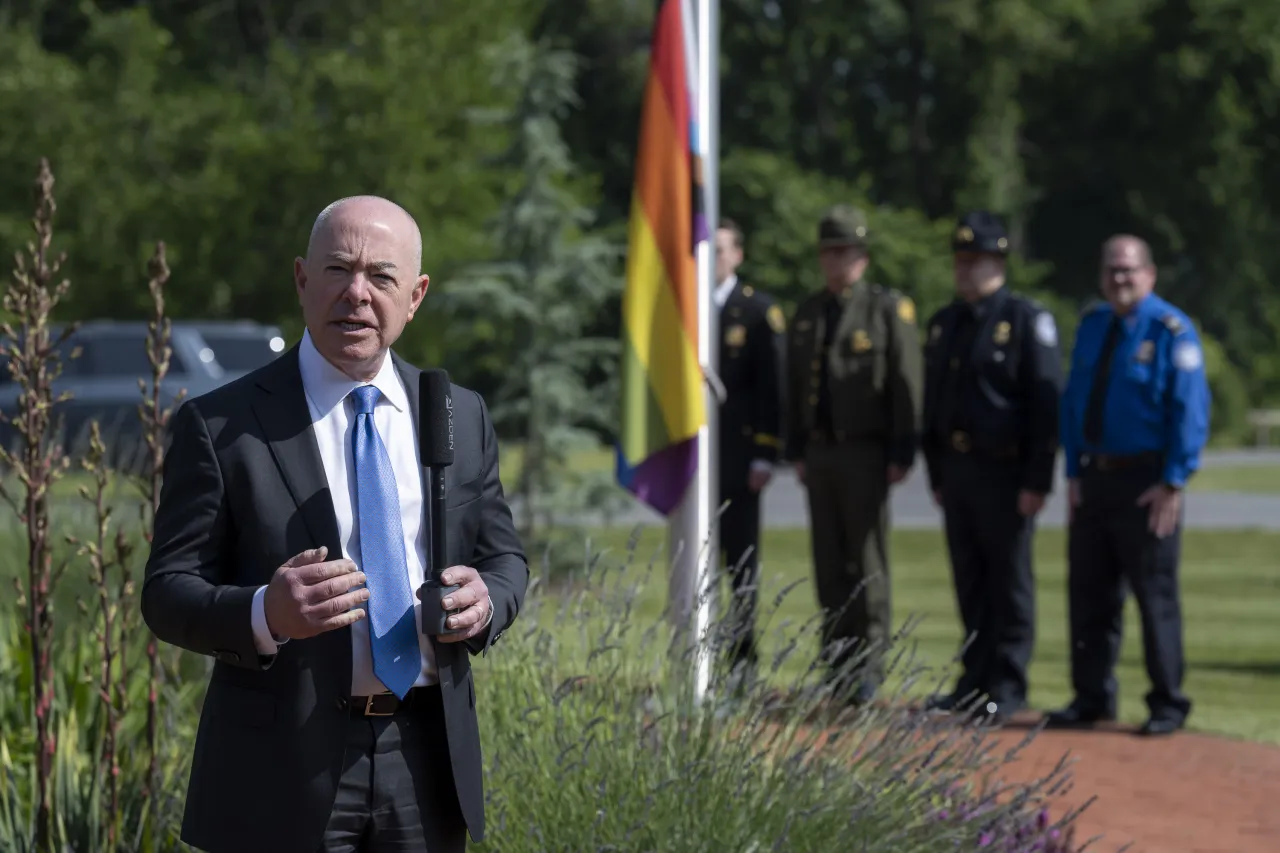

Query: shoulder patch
[896,296,916,325]
[1172,339,1203,371]
[1161,312,1185,335]
[1034,311,1057,347]
[766,304,785,334]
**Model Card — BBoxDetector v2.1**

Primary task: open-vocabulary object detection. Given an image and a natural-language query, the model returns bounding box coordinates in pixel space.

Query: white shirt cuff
[481,595,494,630]
[251,585,288,655]
[749,460,773,474]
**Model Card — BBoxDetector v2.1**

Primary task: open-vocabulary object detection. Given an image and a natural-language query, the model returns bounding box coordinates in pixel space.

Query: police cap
[952,210,1009,256]
[818,205,869,248]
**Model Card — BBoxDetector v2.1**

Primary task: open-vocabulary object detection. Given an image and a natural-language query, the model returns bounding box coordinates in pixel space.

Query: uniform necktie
[350,385,419,699]
[1084,316,1123,446]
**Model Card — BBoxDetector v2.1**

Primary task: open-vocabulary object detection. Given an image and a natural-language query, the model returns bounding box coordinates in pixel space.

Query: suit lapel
[250,346,342,553]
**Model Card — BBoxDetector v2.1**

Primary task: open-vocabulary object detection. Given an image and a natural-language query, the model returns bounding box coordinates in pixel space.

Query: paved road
[576,449,1280,531]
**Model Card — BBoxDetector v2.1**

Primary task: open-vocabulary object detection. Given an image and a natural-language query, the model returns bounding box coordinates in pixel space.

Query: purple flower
[979,831,993,846]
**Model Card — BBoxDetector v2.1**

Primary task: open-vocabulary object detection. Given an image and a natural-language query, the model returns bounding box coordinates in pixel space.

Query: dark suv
[0,321,231,472]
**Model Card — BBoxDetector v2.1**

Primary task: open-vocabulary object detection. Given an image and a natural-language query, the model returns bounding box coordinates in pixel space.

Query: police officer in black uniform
[713,218,786,684]
[921,211,1062,722]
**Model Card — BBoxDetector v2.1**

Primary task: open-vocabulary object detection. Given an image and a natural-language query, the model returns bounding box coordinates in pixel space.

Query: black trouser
[718,485,761,669]
[1067,462,1191,723]
[940,451,1036,707]
[319,686,467,853]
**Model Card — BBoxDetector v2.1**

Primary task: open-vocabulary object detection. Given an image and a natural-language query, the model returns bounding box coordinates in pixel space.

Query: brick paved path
[982,718,1280,853]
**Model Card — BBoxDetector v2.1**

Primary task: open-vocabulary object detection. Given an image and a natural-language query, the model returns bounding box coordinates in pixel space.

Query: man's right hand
[263,547,369,640]
[1067,478,1082,524]
[792,461,806,485]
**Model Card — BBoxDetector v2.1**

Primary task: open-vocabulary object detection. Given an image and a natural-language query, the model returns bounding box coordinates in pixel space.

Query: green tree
[444,34,624,567]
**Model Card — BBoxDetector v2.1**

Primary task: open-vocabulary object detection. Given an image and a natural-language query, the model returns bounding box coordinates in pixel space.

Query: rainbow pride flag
[615,0,708,517]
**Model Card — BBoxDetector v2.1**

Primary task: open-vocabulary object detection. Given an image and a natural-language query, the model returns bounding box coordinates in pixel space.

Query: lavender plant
[471,531,1105,852]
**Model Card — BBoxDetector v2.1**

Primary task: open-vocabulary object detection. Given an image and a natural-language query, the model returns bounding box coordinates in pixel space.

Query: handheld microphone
[418,368,460,636]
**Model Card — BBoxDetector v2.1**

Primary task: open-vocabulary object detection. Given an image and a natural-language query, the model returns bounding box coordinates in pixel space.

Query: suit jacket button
[335,697,348,711]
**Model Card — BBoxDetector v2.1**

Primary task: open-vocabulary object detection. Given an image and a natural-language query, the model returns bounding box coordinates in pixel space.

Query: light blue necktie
[350,385,419,699]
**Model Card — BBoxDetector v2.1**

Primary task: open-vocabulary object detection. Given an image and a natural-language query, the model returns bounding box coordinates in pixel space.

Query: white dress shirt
[713,273,738,309]
[714,273,772,479]
[249,331,439,694]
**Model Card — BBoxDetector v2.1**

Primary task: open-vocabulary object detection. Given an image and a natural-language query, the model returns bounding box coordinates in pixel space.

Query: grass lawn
[565,525,1280,745]
[1189,465,1280,494]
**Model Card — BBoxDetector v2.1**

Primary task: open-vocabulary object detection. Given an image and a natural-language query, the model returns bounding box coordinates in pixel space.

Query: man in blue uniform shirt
[1048,234,1210,737]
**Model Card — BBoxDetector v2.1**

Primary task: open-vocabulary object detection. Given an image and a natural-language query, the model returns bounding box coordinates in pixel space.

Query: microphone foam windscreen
[419,369,454,467]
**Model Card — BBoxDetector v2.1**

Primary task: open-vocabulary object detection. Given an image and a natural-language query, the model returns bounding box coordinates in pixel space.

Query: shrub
[472,537,1092,852]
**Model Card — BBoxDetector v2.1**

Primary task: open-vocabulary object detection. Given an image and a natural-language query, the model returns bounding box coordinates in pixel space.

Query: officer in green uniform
[784,205,924,703]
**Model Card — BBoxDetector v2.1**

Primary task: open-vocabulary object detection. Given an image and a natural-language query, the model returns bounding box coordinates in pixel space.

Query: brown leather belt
[947,431,1020,460]
[347,685,438,717]
[1082,452,1163,473]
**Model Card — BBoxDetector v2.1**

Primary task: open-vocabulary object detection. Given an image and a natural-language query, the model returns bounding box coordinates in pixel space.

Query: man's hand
[792,461,806,485]
[747,465,772,493]
[1137,483,1181,539]
[887,464,909,486]
[263,547,368,640]
[422,565,491,643]
[1067,478,1082,525]
[1017,489,1046,518]
[932,488,943,508]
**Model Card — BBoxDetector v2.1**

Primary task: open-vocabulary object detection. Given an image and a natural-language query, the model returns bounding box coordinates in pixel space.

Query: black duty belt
[947,430,1021,460]
[809,427,881,445]
[346,685,439,717]
[1081,452,1163,473]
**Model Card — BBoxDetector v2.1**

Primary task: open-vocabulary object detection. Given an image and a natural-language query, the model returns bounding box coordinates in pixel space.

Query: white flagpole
[667,0,719,708]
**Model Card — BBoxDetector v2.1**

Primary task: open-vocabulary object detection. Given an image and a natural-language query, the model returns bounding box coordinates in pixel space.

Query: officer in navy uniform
[921,211,1062,723]
[1047,234,1210,737]
[712,218,786,684]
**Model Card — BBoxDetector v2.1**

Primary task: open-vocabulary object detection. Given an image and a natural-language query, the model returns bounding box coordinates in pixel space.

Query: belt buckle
[363,692,397,717]
[950,431,971,452]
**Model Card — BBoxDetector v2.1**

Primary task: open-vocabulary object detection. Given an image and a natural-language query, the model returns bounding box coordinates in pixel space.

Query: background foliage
[0,0,1269,447]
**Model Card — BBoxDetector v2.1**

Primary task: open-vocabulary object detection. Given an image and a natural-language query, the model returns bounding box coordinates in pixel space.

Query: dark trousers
[1067,464,1191,723]
[940,452,1036,707]
[803,440,892,689]
[718,484,761,668]
[319,686,467,853]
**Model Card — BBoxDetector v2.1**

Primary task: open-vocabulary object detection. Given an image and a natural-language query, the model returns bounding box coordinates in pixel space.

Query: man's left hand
[747,465,772,493]
[420,566,491,643]
[1137,483,1181,539]
[887,464,910,485]
[1017,490,1046,517]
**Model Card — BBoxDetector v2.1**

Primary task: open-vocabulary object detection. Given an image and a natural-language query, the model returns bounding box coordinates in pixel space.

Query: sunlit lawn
[1188,464,1280,494]
[565,525,1280,745]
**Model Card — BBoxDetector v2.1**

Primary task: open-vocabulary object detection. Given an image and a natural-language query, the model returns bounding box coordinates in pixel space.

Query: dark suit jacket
[141,345,528,853]
[718,280,785,496]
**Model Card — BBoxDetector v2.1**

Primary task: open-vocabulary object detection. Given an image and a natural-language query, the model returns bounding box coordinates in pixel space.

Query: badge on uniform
[767,305,786,334]
[1034,311,1057,347]
[1173,340,1203,371]
[993,321,1011,345]
[897,297,916,325]
[852,330,872,353]
[1135,340,1155,363]
[725,324,746,347]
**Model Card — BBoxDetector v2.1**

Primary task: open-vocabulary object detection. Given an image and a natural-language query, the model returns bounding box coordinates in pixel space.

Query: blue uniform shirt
[1061,293,1211,487]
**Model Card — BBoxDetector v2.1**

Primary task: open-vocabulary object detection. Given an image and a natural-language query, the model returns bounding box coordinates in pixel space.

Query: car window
[82,336,188,377]
[201,333,283,372]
